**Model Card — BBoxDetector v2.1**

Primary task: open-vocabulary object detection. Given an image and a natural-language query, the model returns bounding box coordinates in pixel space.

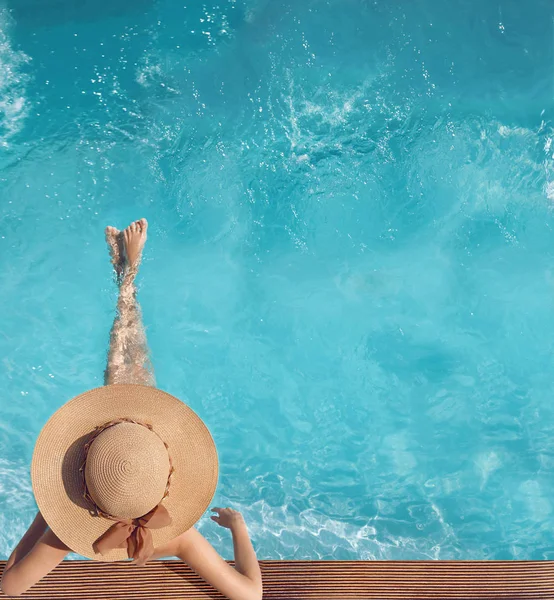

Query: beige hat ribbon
[92,503,172,566]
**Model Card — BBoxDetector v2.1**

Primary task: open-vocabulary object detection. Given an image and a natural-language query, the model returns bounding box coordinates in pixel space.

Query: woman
[1,219,263,600]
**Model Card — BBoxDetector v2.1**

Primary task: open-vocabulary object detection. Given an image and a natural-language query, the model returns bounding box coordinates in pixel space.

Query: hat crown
[84,422,170,519]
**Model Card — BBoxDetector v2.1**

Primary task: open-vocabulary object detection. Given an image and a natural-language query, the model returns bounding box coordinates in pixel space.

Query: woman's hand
[210,507,244,529]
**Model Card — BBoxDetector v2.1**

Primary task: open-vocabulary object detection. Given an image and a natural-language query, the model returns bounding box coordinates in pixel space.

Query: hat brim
[31,384,218,561]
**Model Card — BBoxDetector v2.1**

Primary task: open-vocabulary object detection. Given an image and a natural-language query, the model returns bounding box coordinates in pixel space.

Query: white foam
[518,480,552,520]
[0,7,31,147]
[0,458,35,558]
[136,59,163,88]
[498,125,531,137]
[546,181,554,201]
[0,458,33,510]
[475,451,501,491]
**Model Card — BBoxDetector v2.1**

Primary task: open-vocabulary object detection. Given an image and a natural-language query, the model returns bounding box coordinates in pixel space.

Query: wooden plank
[1,560,553,599]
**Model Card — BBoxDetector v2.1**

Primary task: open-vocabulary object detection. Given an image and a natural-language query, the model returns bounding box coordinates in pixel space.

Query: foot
[122,218,148,270]
[105,226,125,280]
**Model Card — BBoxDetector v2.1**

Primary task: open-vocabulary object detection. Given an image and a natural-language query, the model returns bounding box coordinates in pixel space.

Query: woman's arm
[1,512,69,597]
[4,512,49,573]
[227,512,262,585]
[153,507,262,600]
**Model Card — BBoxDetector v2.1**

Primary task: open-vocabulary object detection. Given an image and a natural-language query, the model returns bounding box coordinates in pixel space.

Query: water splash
[0,7,31,147]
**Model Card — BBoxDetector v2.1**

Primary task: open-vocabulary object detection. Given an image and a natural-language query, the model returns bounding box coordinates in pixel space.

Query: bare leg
[1,223,155,597]
[104,219,155,387]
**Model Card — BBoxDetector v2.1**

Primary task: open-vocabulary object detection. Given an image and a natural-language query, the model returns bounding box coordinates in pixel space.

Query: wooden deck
[1,560,553,599]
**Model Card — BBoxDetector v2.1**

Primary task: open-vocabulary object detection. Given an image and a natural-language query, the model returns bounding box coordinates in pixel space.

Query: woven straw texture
[31,385,218,561]
[84,422,171,519]
[1,560,553,599]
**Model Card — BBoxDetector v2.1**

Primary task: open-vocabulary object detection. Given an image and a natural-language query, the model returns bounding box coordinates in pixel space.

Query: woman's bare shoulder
[151,525,202,559]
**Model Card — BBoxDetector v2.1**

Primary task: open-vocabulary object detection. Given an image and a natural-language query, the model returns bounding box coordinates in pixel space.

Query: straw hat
[31,384,218,562]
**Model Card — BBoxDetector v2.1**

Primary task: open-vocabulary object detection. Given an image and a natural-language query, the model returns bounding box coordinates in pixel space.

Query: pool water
[1,0,554,561]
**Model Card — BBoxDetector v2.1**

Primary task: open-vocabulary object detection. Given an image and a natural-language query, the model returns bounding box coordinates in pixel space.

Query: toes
[122,220,147,236]
[105,227,121,247]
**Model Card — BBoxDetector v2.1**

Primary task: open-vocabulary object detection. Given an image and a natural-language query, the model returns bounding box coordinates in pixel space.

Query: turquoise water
[1,0,554,561]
